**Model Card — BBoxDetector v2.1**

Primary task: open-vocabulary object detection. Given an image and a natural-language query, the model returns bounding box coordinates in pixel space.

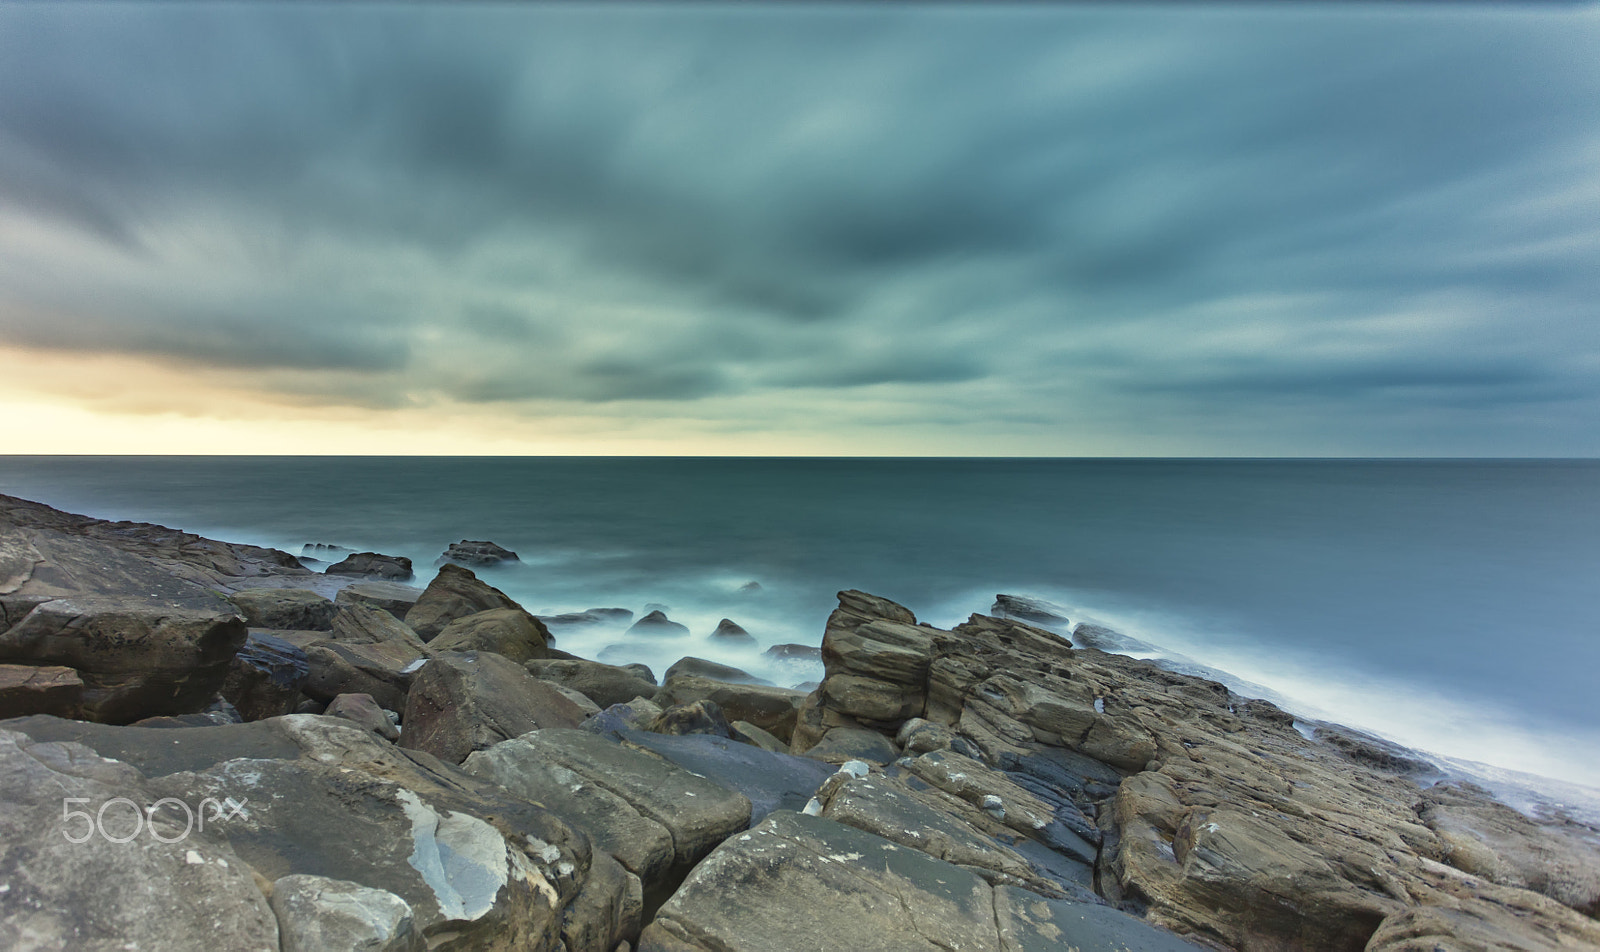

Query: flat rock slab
[471,728,751,872]
[641,810,1001,952]
[618,731,835,823]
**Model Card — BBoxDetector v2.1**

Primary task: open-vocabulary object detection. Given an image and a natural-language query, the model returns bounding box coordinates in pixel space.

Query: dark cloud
[0,5,1595,451]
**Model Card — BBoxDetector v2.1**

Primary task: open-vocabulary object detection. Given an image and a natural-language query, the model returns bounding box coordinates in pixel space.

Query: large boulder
[226,588,337,631]
[1,714,640,952]
[709,618,755,645]
[329,602,430,654]
[429,608,550,664]
[404,565,524,641]
[334,580,424,618]
[401,651,587,764]
[653,675,807,743]
[325,552,414,581]
[0,663,83,719]
[525,658,658,708]
[0,597,247,723]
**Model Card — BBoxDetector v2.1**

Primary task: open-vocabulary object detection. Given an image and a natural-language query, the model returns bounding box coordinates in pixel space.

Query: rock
[330,602,430,654]
[303,542,352,559]
[643,603,669,614]
[464,728,751,889]
[324,692,401,741]
[0,727,280,952]
[0,663,83,719]
[334,580,424,619]
[627,611,688,637]
[582,699,665,739]
[0,597,247,723]
[709,618,755,644]
[816,590,935,726]
[403,564,525,641]
[400,651,588,764]
[2,713,639,952]
[303,639,422,713]
[539,608,633,628]
[619,731,836,824]
[653,675,807,743]
[325,552,415,581]
[270,874,422,952]
[437,541,520,568]
[895,717,955,755]
[1314,723,1437,775]
[526,658,659,708]
[649,699,733,738]
[428,608,550,664]
[541,681,602,718]
[1418,781,1600,916]
[800,727,900,766]
[222,631,310,721]
[763,643,821,662]
[663,656,770,686]
[991,593,1070,627]
[227,588,337,631]
[622,663,657,683]
[639,810,999,952]
[730,720,787,753]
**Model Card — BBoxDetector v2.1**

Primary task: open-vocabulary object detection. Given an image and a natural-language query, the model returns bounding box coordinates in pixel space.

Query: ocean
[2,456,1597,801]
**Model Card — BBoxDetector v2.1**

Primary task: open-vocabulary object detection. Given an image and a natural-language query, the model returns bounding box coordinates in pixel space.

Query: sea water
[2,456,1596,799]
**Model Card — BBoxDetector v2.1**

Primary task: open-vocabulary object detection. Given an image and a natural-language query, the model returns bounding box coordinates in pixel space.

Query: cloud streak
[0,5,1597,454]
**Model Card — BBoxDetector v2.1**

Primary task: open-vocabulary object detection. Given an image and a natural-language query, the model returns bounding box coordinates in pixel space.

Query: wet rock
[428,608,550,664]
[649,699,734,738]
[653,675,807,743]
[0,597,247,723]
[324,692,401,741]
[663,656,771,686]
[401,651,588,764]
[228,588,337,631]
[1314,722,1438,776]
[709,618,755,645]
[270,874,422,952]
[737,581,762,593]
[404,564,525,641]
[325,552,415,581]
[763,643,821,662]
[526,658,659,708]
[991,593,1070,627]
[437,540,520,568]
[222,631,309,721]
[334,580,424,619]
[540,608,634,627]
[993,885,1207,952]
[0,663,83,719]
[627,610,689,637]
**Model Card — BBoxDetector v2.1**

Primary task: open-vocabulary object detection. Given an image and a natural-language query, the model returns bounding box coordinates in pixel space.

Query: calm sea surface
[2,456,1596,789]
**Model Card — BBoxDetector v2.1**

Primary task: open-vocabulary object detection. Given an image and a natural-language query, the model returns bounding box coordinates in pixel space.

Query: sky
[0,3,1597,456]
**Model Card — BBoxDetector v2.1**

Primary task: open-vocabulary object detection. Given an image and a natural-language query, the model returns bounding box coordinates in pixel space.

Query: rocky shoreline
[1,491,1597,951]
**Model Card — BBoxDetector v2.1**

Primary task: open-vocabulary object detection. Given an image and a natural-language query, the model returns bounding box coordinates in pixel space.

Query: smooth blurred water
[2,456,1596,787]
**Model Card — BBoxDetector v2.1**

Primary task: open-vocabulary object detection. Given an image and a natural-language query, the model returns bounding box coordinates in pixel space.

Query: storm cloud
[0,4,1596,454]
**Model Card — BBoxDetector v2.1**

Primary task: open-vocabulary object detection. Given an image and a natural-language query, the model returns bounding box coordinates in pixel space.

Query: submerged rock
[627,610,689,637]
[709,618,756,645]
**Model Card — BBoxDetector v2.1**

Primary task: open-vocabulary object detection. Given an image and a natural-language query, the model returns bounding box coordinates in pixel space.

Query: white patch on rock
[397,789,509,922]
[1094,698,1106,714]
[802,797,824,816]
[185,850,204,865]
[839,760,870,779]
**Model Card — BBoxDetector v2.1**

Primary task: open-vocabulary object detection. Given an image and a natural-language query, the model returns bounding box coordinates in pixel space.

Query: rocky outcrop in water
[437,540,520,568]
[1,494,1597,952]
[325,551,415,581]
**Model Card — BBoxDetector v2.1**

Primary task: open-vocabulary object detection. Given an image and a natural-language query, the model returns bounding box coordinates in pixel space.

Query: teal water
[1,456,1596,788]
